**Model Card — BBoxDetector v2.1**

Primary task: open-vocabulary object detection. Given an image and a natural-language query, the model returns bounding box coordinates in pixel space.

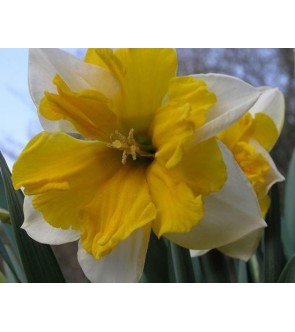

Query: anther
[107,129,138,164]
[122,151,128,165]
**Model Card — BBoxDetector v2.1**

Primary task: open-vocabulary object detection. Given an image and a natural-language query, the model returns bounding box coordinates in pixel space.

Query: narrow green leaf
[199,250,231,282]
[1,171,19,251]
[278,254,295,282]
[1,222,19,253]
[169,243,195,282]
[237,260,248,283]
[1,176,23,278]
[191,257,204,282]
[4,244,27,282]
[140,232,170,283]
[282,149,295,258]
[0,152,65,283]
[3,260,18,282]
[0,270,6,283]
[247,255,261,283]
[264,184,286,282]
[0,237,21,282]
[0,174,7,210]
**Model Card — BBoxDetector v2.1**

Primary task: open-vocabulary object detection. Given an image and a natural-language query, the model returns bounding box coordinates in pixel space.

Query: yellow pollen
[107,129,153,164]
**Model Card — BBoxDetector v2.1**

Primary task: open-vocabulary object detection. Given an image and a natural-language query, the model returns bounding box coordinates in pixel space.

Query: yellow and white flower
[191,76,285,260]
[12,49,283,282]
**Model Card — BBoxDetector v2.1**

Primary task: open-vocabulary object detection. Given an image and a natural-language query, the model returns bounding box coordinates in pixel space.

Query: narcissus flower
[191,78,285,260]
[218,96,284,218]
[12,49,282,282]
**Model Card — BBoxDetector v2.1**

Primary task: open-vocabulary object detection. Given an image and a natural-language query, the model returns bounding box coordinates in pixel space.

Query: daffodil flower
[12,49,281,282]
[191,78,285,260]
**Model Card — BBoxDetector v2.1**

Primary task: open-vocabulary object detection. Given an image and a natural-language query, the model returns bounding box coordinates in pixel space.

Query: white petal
[28,48,119,132]
[38,117,77,134]
[252,87,285,134]
[22,196,80,245]
[190,249,210,258]
[191,74,263,143]
[166,141,266,254]
[77,225,151,283]
[190,229,264,261]
[218,229,264,261]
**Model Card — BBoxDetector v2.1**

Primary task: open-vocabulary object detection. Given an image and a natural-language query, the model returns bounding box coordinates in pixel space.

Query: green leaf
[278,254,295,282]
[237,260,248,283]
[1,222,19,253]
[0,270,6,283]
[4,244,27,282]
[0,174,8,210]
[140,232,170,283]
[191,256,204,283]
[1,170,19,251]
[0,237,21,282]
[3,260,18,282]
[169,243,195,283]
[247,255,261,283]
[199,250,231,282]
[0,152,65,283]
[282,149,295,258]
[264,184,286,282]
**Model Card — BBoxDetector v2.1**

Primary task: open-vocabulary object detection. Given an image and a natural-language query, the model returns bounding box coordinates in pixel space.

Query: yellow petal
[146,160,204,237]
[39,75,117,141]
[217,112,254,149]
[116,49,177,117]
[253,112,278,151]
[86,49,178,134]
[171,138,227,196]
[151,76,216,168]
[233,141,270,190]
[80,163,156,259]
[12,132,123,230]
[151,77,216,167]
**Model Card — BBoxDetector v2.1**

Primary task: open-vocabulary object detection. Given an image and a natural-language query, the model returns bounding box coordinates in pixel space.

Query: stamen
[111,140,122,149]
[115,130,127,142]
[107,128,154,164]
[122,151,128,165]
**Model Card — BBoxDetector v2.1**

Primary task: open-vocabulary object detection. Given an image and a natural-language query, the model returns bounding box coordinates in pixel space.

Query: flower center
[107,129,154,164]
